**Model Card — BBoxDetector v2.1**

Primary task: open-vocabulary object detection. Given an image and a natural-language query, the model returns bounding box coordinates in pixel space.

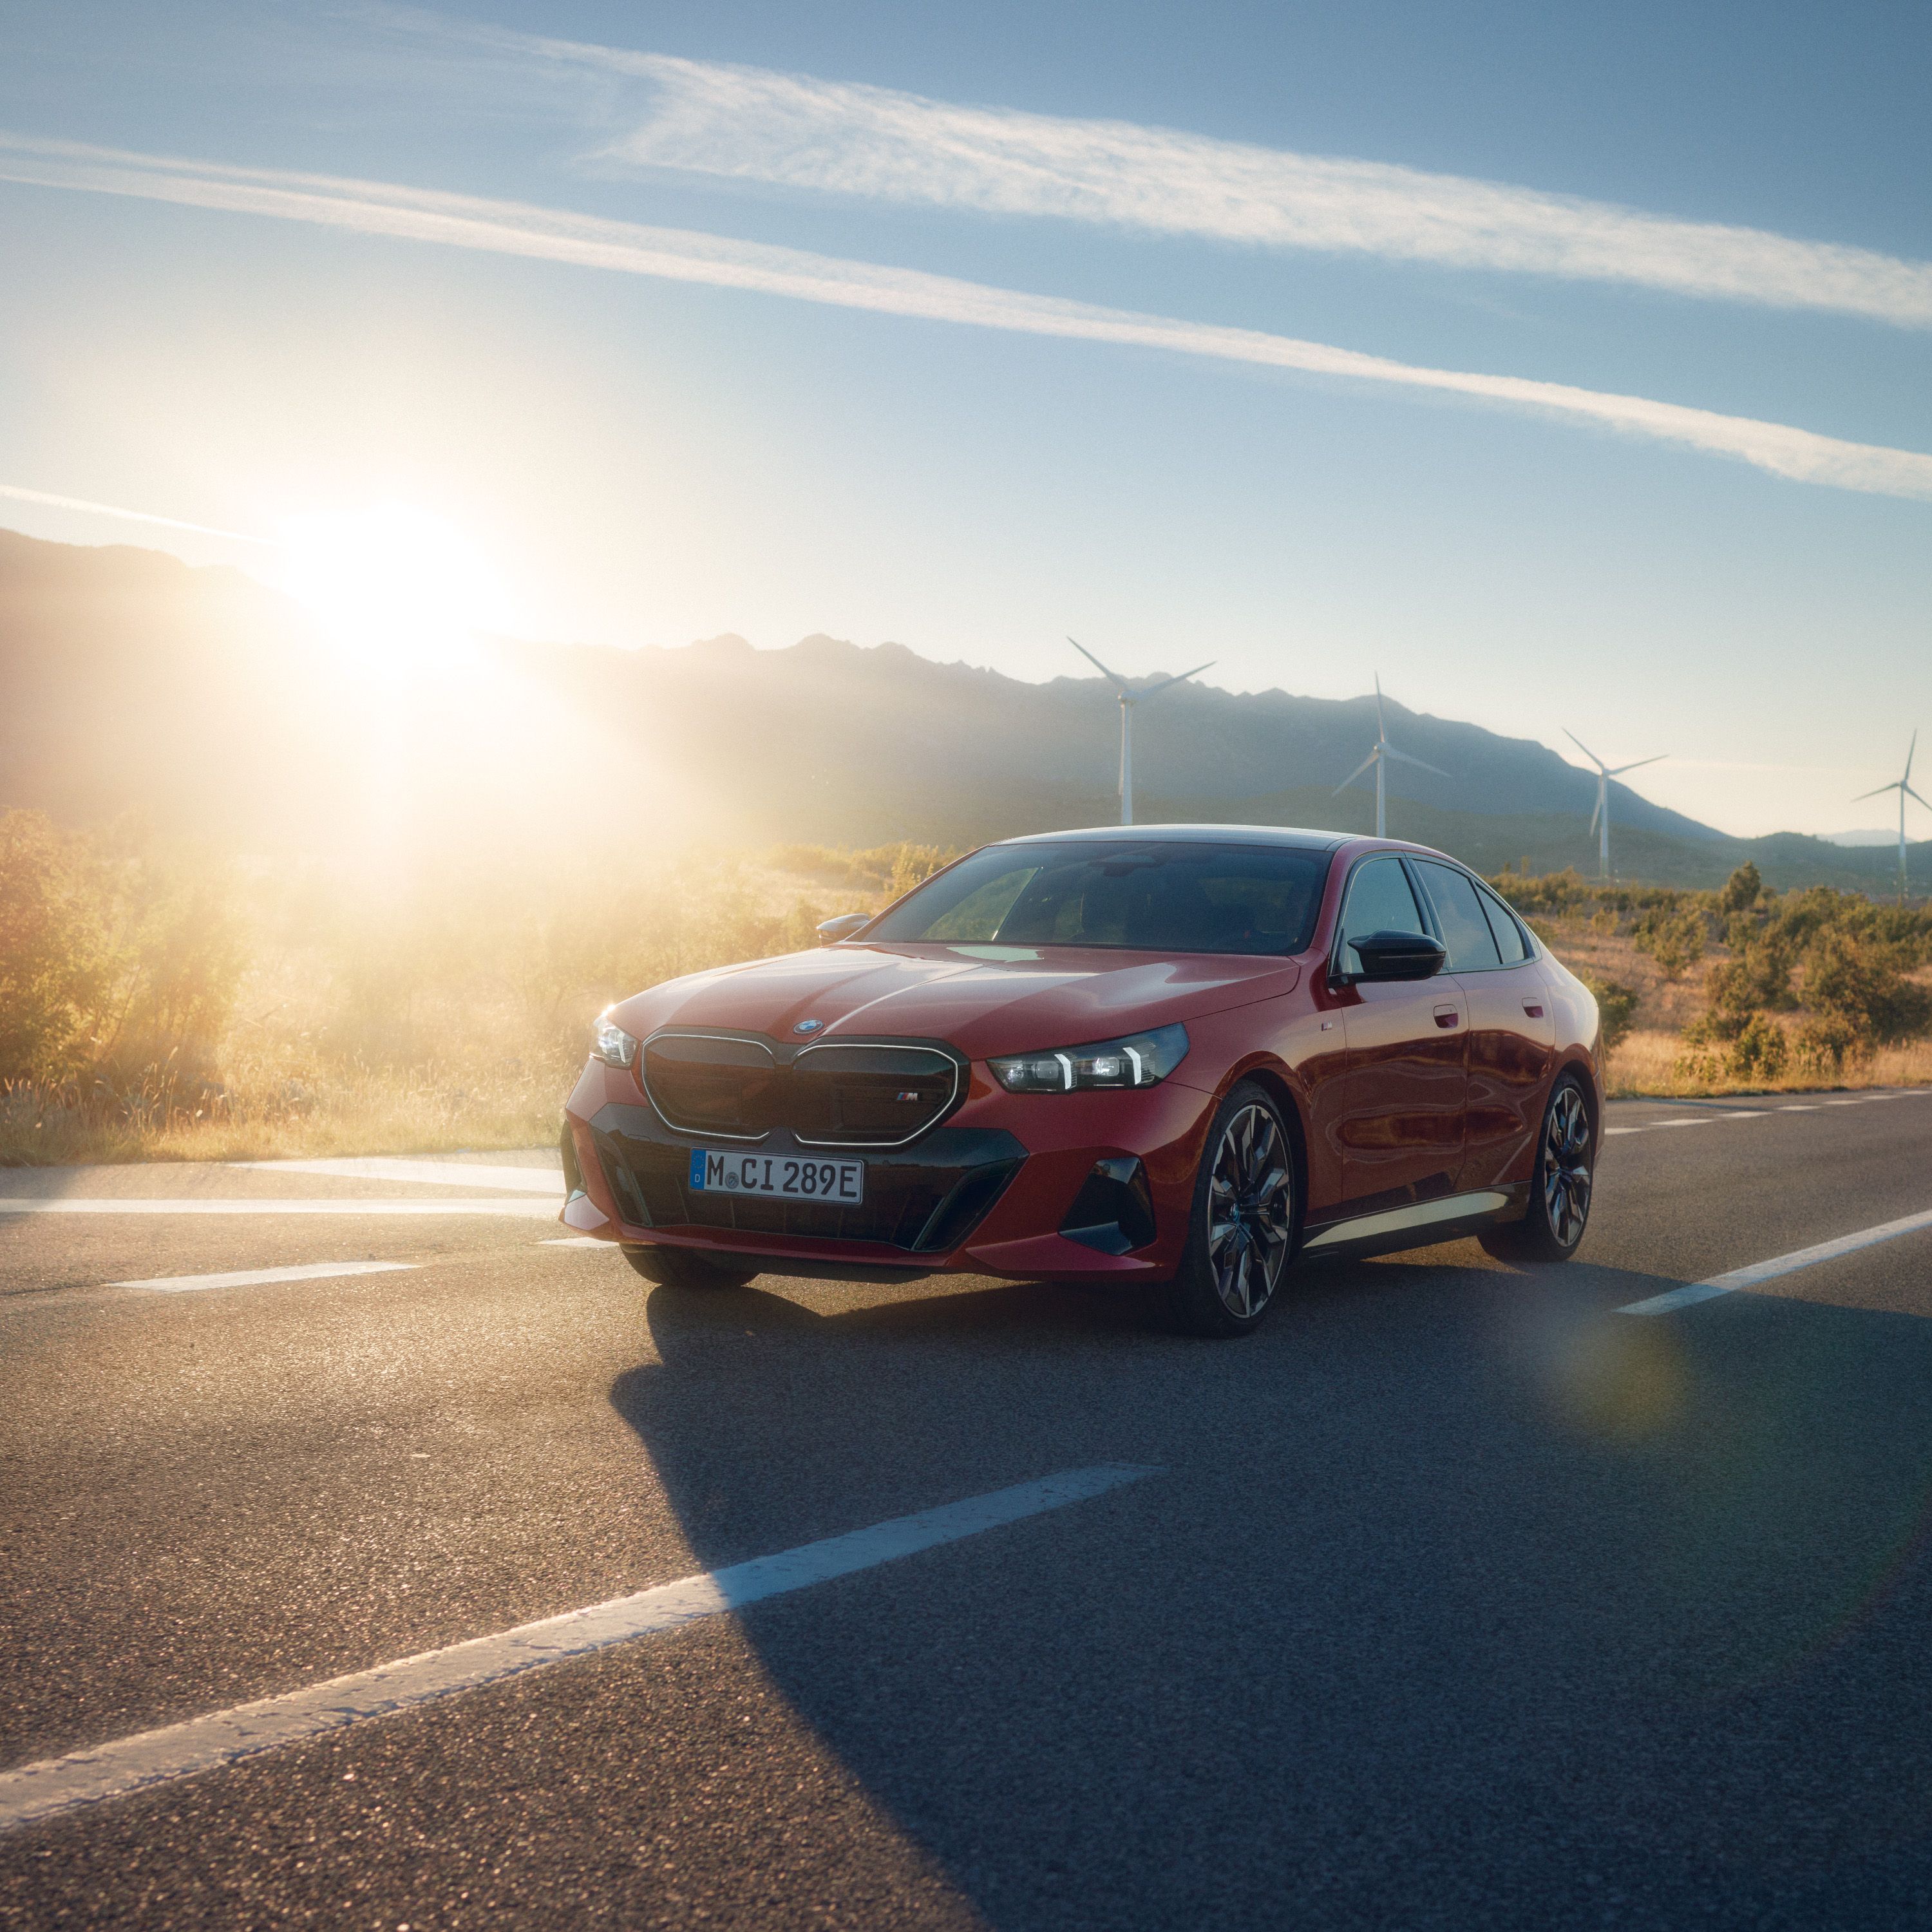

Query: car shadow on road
[606,1257,1932,1930]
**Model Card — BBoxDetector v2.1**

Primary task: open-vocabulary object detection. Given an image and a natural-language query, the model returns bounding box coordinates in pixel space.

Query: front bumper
[562,1059,1215,1282]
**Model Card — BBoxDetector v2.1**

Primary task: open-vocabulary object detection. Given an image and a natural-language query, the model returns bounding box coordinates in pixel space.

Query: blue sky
[1,0,1927,837]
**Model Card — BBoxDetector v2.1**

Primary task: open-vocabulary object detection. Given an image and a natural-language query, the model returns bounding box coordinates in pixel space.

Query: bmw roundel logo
[793,1018,824,1035]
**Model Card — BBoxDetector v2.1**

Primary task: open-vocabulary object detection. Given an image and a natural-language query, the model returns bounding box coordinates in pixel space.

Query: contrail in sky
[3,133,1930,503]
[0,481,271,543]
[431,24,1932,330]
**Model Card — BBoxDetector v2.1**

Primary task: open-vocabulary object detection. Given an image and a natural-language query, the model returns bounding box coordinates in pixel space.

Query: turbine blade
[1907,728,1918,783]
[1381,746,1451,779]
[1374,674,1386,743]
[1607,753,1667,776]
[1564,728,1605,772]
[1904,783,1931,810]
[1137,660,1216,702]
[1588,793,1602,838]
[1066,637,1124,687]
[1851,782,1900,802]
[1333,750,1379,797]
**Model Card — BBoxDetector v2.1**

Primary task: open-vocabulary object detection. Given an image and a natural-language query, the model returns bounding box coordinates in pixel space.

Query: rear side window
[1337,857,1428,972]
[1476,882,1530,963]
[1414,861,1501,971]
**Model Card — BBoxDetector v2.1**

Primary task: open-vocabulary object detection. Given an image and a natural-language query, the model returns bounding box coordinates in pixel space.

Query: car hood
[610,942,1302,1060]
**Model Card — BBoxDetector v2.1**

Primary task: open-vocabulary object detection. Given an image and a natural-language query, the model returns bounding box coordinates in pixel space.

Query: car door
[1410,860,1555,1192]
[1331,854,1466,1213]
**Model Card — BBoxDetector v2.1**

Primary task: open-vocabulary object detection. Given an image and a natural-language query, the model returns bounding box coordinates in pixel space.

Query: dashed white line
[113,1261,417,1294]
[0,1463,1158,1832]
[1604,1092,1927,1137]
[236,1157,563,1195]
[0,1198,558,1218]
[1618,1207,1932,1315]
[540,1236,611,1249]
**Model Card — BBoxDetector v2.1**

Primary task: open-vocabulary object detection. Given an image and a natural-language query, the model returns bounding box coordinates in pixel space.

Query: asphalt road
[5,1092,1932,1929]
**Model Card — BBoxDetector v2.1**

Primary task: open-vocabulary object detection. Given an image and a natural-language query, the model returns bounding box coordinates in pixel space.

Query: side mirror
[1344,931,1447,982]
[816,913,871,946]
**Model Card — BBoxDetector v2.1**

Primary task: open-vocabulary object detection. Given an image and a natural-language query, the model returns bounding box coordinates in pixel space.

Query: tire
[1166,1080,1298,1338]
[1479,1074,1595,1264]
[621,1244,759,1289]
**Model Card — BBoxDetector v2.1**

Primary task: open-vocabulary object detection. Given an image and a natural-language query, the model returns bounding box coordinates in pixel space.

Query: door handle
[1433,1004,1460,1029]
[1522,999,1545,1018]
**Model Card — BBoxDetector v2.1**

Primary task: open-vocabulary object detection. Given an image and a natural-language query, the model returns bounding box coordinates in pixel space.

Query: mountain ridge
[0,527,1921,893]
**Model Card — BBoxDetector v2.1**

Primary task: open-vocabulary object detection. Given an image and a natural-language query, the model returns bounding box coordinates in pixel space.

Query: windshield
[868,840,1330,956]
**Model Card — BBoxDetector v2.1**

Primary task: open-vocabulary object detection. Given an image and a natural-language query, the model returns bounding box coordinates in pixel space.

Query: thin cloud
[3,133,1930,503]
[458,30,1932,330]
[0,481,271,543]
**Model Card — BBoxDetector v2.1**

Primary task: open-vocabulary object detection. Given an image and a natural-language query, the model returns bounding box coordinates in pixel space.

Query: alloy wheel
[1207,1103,1294,1319]
[1542,1083,1593,1247]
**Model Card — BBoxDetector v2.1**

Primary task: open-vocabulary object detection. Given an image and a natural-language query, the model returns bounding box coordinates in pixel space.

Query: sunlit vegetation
[0,810,945,1165]
[3,818,1926,1164]
[1494,860,1932,1096]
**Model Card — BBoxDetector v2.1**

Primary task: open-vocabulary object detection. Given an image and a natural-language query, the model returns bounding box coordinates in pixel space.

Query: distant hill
[0,526,1923,893]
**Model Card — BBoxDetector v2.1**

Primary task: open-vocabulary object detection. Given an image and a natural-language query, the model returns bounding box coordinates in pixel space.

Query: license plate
[687,1148,865,1204]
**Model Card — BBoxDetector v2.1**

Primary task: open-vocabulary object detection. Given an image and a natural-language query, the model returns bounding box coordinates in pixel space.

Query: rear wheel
[1479,1074,1595,1264]
[621,1245,759,1289]
[1167,1081,1297,1339]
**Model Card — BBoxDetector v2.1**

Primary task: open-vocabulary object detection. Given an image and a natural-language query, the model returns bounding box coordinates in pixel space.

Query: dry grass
[1605,1029,1932,1099]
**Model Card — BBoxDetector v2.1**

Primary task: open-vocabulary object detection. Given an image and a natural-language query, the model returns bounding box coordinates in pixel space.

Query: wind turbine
[1332,676,1450,838]
[1852,730,1929,904]
[1564,730,1666,880]
[1068,638,1215,826]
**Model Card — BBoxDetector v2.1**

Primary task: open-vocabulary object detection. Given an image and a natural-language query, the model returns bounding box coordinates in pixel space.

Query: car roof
[987,822,1351,853]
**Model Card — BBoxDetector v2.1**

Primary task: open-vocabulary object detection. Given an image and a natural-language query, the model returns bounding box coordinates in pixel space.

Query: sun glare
[276,502,507,668]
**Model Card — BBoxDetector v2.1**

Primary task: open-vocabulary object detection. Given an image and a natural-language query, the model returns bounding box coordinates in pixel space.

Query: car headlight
[592,1014,639,1068]
[989,1023,1188,1094]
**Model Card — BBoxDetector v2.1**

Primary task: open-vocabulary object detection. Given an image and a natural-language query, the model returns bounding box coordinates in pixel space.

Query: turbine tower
[1068,638,1214,826]
[1564,730,1666,880]
[1333,676,1449,838]
[1852,730,1929,905]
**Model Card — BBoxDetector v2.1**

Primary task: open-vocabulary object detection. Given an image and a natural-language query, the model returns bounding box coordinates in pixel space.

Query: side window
[1476,882,1530,964]
[1414,861,1502,971]
[1338,857,1427,972]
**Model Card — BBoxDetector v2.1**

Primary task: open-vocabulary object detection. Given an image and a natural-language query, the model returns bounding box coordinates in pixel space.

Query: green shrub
[1632,907,1707,982]
[1578,975,1639,1055]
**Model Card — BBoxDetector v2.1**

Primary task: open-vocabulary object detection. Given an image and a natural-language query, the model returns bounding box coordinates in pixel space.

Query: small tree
[1717,861,1763,916]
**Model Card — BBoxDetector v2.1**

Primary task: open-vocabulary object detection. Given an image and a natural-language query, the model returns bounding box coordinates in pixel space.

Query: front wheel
[1479,1074,1595,1264]
[621,1245,759,1289]
[1167,1081,1298,1338]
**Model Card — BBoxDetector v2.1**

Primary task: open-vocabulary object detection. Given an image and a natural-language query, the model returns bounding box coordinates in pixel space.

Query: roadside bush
[0,811,110,1084]
[0,810,244,1091]
[1578,974,1638,1055]
[1631,907,1707,982]
[1801,925,1932,1050]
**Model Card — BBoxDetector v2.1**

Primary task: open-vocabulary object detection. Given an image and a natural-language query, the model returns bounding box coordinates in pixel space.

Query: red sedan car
[560,827,1603,1336]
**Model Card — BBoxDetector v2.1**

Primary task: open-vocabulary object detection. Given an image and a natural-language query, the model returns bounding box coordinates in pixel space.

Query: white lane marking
[540,1236,611,1249]
[0,1198,557,1217]
[1618,1207,1932,1315]
[236,1157,562,1195]
[1604,1092,1929,1136]
[0,1463,1156,1832]
[113,1261,417,1294]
